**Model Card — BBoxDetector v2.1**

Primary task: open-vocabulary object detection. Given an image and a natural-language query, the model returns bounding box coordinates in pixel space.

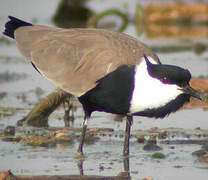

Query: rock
[3,126,15,136]
[148,135,157,144]
[54,130,72,142]
[201,144,208,151]
[0,91,6,99]
[158,129,167,139]
[137,135,145,143]
[143,143,162,151]
[192,150,207,157]
[0,170,15,180]
[142,177,153,180]
[199,153,208,163]
[143,135,162,151]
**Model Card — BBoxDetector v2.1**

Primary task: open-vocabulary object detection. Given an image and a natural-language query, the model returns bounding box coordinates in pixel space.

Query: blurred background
[0,0,208,179]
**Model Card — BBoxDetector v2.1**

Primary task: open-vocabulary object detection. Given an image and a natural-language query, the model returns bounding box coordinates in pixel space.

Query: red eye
[161,77,168,84]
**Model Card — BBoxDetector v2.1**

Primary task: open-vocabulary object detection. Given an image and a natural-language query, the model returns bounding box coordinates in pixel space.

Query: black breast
[133,94,191,118]
[78,65,135,117]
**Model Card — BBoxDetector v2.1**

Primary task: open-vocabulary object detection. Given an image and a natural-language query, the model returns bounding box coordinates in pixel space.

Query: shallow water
[0,0,208,179]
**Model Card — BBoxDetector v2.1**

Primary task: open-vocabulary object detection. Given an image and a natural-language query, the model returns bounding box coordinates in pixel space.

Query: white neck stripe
[129,56,183,114]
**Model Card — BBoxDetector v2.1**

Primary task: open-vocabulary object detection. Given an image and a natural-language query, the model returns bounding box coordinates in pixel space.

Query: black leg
[77,116,89,155]
[123,157,130,177]
[123,115,133,157]
[77,159,84,176]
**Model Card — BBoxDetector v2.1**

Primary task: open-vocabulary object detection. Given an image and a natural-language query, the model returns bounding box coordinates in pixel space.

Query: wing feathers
[14,26,159,96]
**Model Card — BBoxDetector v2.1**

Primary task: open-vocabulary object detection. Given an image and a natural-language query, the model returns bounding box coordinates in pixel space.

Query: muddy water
[0,0,208,180]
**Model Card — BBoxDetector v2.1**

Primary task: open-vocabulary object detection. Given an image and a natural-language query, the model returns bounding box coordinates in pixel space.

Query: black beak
[181,85,203,100]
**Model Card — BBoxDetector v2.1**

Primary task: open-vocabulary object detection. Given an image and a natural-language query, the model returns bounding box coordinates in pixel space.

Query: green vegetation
[0,37,13,45]
[152,152,166,159]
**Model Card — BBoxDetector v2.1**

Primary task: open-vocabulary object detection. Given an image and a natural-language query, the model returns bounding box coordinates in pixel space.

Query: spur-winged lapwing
[3,16,205,157]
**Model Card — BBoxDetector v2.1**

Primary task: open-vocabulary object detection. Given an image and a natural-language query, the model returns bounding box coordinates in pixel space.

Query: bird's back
[15,25,159,96]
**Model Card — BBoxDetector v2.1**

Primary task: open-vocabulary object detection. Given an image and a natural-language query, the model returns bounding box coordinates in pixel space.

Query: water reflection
[52,0,93,28]
[88,9,129,32]
[53,0,208,56]
[76,155,131,179]
[143,3,208,39]
[63,97,76,127]
[82,1,208,41]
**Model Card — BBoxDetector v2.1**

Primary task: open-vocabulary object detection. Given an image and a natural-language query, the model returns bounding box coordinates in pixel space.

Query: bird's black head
[144,55,202,100]
[131,55,204,118]
[144,55,191,87]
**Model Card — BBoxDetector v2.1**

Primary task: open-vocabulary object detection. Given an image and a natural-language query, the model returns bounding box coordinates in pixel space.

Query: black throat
[133,94,191,118]
[79,65,135,117]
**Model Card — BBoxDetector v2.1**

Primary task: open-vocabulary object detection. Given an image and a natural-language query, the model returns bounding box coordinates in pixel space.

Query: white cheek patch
[129,57,183,114]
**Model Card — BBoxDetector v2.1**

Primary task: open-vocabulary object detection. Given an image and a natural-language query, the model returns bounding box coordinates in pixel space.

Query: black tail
[3,16,32,39]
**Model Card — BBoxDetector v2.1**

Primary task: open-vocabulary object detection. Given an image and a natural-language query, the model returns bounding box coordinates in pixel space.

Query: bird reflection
[76,154,131,179]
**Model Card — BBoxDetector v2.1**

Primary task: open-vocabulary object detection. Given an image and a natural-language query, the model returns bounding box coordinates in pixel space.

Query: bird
[3,16,204,157]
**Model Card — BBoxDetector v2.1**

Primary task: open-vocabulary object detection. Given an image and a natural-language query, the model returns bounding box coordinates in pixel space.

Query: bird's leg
[77,159,84,176]
[123,115,133,157]
[123,156,130,176]
[77,116,89,156]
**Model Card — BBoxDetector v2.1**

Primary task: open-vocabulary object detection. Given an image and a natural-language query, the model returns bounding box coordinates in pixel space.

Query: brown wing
[14,25,159,96]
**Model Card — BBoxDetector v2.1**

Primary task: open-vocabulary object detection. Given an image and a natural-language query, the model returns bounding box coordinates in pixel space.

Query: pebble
[3,126,15,136]
[192,150,207,157]
[199,153,208,163]
[143,143,162,151]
